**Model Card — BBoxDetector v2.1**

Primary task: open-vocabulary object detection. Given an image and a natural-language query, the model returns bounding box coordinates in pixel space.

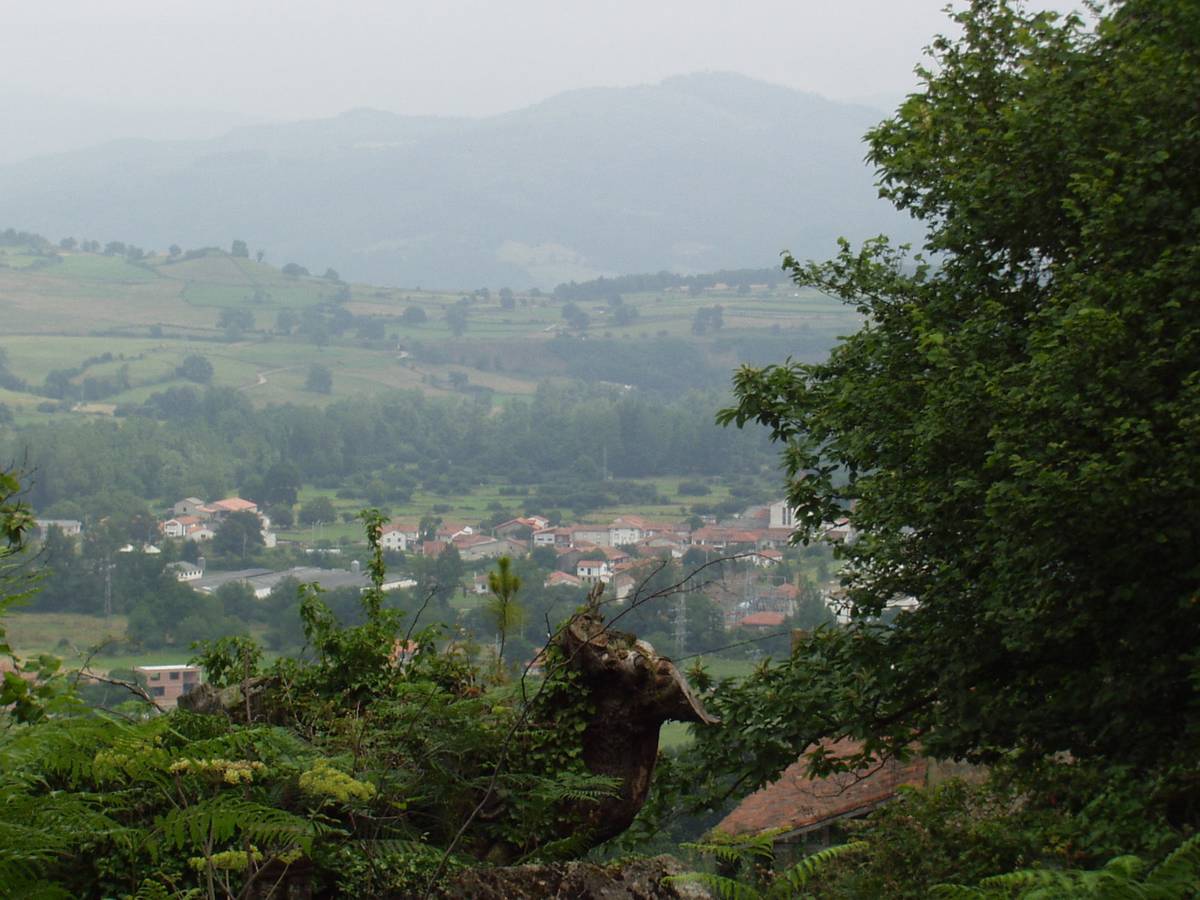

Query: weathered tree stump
[556,610,718,846]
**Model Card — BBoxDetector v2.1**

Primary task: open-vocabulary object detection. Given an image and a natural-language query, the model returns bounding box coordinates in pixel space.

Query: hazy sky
[6,0,1032,121]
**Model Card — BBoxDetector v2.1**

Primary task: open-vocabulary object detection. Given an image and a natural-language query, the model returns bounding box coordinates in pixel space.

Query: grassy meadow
[0,242,857,415]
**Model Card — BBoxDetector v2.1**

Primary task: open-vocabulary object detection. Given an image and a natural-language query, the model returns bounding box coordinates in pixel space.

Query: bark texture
[557,611,718,845]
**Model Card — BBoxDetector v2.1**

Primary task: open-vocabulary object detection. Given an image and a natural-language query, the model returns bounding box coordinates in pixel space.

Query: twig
[403,586,440,647]
[76,667,165,713]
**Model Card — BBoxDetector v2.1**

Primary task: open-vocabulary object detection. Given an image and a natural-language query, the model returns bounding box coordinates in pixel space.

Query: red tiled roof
[453,533,495,548]
[728,530,764,543]
[740,611,788,627]
[717,740,927,837]
[211,497,257,512]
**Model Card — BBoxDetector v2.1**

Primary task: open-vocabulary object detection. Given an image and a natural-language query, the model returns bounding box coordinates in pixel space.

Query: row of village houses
[43,497,850,604]
[160,496,277,547]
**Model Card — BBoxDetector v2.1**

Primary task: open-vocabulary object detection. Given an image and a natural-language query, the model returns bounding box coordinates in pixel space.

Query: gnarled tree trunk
[555,611,718,846]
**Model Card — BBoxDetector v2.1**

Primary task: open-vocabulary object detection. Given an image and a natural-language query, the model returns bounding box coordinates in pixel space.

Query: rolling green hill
[0,238,858,420]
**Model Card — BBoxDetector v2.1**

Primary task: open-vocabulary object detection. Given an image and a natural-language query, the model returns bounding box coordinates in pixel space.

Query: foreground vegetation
[2,1,1198,897]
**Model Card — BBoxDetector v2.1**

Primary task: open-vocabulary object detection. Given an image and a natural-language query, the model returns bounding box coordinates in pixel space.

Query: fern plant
[931,831,1200,898]
[664,828,869,899]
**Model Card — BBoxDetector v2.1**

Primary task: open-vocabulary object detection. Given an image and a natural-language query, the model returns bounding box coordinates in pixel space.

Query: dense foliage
[3,384,776,521]
[0,511,621,897]
[712,0,1200,780]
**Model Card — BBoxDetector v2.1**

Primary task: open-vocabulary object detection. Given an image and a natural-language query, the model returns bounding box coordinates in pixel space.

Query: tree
[275,308,298,334]
[445,305,468,337]
[267,503,294,530]
[212,511,265,561]
[281,262,309,277]
[175,354,213,384]
[230,239,249,258]
[402,306,427,325]
[298,497,336,526]
[691,305,723,335]
[562,302,589,331]
[418,514,442,543]
[486,556,524,667]
[322,267,341,282]
[305,364,333,394]
[216,308,254,339]
[714,0,1200,782]
[260,462,301,507]
[431,544,464,603]
[168,244,181,258]
[613,305,639,327]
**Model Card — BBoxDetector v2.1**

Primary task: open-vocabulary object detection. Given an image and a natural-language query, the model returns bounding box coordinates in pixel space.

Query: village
[30,495,851,710]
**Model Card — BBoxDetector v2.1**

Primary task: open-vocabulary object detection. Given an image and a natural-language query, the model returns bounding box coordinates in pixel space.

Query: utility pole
[675,592,687,657]
[103,552,113,621]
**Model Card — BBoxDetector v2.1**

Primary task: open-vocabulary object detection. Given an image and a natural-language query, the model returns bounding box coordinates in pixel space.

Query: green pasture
[54,254,159,282]
[0,248,855,419]
[2,611,280,675]
[0,335,193,384]
[4,612,130,661]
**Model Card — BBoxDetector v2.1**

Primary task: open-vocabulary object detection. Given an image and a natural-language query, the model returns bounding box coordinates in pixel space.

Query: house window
[151,686,165,697]
[149,673,161,681]
[169,671,180,681]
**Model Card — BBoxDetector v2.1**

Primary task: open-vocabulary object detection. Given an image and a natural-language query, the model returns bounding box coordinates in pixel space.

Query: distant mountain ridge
[0,73,919,289]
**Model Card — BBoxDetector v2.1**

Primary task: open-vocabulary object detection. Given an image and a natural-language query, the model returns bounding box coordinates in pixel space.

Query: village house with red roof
[716,739,928,860]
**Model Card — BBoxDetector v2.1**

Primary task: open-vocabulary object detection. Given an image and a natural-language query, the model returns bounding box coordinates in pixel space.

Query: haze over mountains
[0,73,919,289]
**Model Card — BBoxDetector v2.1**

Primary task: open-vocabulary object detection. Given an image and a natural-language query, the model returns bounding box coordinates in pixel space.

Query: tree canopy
[713,0,1200,783]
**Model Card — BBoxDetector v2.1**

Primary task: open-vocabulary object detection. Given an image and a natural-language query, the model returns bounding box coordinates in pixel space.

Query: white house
[768,500,798,530]
[380,525,411,553]
[576,559,612,585]
[162,516,201,538]
[609,515,658,546]
[572,525,611,547]
[35,519,83,538]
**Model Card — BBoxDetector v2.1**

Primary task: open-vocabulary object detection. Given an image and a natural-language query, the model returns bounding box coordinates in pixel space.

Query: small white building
[167,561,204,582]
[35,519,82,538]
[768,500,798,530]
[576,559,612,585]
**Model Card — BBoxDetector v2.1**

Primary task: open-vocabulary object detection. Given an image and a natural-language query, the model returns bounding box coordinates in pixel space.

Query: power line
[673,629,791,663]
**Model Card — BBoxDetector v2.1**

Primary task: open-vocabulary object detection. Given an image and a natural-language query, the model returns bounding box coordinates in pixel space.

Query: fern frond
[1147,832,1200,890]
[530,770,621,804]
[928,886,989,898]
[681,827,784,865]
[772,840,868,894]
[155,796,315,855]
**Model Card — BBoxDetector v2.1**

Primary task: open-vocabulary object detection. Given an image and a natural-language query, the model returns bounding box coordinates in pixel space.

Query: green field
[0,243,858,416]
[2,611,275,674]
